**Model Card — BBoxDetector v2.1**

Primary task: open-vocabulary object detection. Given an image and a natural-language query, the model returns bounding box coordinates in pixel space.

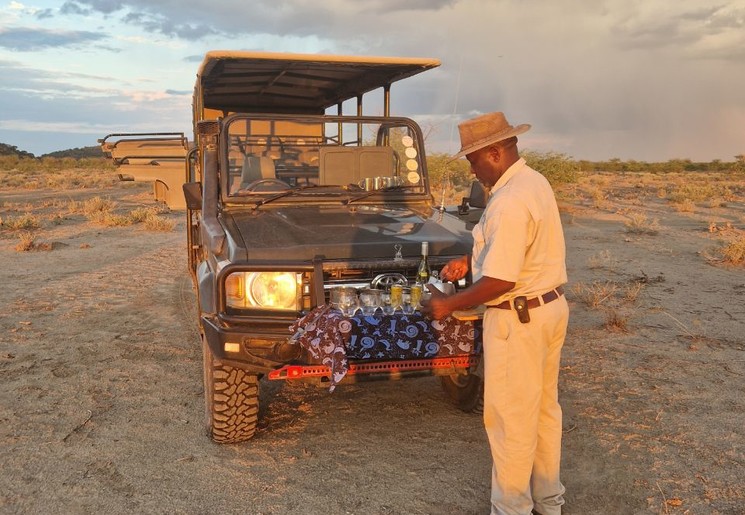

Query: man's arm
[422,276,515,320]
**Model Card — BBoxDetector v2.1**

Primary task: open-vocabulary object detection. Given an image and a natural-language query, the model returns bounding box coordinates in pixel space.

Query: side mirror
[183,182,203,210]
[457,180,487,214]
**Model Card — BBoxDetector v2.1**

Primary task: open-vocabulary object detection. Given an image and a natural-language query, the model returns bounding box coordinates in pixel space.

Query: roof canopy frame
[196,51,441,117]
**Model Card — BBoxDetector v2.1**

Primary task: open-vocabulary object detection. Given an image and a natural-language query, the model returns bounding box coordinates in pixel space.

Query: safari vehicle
[184,51,486,443]
[98,132,190,209]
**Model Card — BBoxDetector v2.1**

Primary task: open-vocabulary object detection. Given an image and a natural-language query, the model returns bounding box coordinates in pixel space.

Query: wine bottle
[416,241,430,285]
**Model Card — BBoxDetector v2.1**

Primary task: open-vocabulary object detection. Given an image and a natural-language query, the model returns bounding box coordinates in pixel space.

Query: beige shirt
[471,158,567,304]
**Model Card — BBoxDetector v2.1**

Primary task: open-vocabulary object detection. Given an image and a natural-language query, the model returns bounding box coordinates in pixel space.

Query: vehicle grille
[320,257,451,301]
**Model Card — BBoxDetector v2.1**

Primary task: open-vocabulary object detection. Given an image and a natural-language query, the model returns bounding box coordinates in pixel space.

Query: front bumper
[200,315,300,374]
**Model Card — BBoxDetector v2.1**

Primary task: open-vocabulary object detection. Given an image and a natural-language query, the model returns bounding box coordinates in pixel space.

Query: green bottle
[416,242,430,285]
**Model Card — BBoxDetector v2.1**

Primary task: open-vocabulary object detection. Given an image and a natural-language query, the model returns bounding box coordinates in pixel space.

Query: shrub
[2,213,42,230]
[624,211,660,235]
[720,234,745,265]
[15,232,52,252]
[523,150,580,186]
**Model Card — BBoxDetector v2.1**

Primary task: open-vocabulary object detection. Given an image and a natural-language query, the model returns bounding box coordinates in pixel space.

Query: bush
[522,150,579,186]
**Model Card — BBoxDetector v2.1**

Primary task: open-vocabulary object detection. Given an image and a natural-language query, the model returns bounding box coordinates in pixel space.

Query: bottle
[416,241,431,285]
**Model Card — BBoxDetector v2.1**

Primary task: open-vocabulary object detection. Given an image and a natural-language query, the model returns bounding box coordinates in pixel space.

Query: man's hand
[439,255,469,282]
[420,284,454,320]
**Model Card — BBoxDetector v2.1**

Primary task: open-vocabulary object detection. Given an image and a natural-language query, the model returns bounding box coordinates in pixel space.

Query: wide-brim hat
[453,111,530,159]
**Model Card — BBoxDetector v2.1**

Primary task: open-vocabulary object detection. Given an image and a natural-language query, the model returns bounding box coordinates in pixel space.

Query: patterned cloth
[288,306,482,391]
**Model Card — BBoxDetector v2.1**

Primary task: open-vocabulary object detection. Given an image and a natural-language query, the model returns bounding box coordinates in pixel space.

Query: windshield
[223,115,428,201]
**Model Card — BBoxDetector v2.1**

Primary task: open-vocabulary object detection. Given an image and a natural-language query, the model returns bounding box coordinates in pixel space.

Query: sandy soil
[1,178,743,514]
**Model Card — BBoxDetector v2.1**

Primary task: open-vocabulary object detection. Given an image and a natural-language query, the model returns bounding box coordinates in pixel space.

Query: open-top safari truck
[98,132,190,209]
[184,51,486,443]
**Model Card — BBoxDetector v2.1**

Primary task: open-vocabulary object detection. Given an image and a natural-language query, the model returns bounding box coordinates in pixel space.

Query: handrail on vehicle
[98,132,188,145]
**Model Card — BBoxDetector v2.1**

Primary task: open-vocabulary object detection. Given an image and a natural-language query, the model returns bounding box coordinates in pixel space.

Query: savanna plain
[1,157,743,514]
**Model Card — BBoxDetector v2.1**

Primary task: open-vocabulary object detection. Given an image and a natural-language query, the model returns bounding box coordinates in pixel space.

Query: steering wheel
[242,178,291,192]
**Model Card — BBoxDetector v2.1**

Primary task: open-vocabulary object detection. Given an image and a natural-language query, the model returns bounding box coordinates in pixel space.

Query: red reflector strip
[267,355,479,381]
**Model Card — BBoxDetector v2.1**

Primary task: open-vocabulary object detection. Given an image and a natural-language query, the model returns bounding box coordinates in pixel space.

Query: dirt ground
[1,177,743,514]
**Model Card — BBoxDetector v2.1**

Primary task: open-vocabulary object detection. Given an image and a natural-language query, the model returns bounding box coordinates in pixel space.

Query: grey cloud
[0,27,106,51]
[361,0,458,14]
[611,4,745,58]
[60,2,90,15]
[165,89,191,96]
[69,0,455,40]
[706,7,745,29]
[0,60,122,94]
[35,8,55,20]
[63,0,125,15]
[122,11,218,39]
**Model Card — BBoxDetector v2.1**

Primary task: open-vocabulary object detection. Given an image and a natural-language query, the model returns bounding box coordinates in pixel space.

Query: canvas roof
[196,51,440,114]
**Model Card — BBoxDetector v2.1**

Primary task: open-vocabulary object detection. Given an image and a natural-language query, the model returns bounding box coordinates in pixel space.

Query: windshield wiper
[250,184,323,211]
[251,184,356,211]
[343,185,414,205]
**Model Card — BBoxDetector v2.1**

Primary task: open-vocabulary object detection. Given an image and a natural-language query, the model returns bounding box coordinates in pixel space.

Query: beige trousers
[483,295,569,515]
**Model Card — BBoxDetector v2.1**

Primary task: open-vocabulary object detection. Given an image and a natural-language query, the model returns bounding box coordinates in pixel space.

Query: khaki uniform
[472,158,569,515]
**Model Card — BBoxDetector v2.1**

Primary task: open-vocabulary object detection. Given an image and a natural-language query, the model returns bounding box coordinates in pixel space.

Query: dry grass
[603,309,629,332]
[0,158,115,190]
[571,279,647,332]
[14,231,52,252]
[718,234,745,265]
[571,280,619,309]
[58,196,175,231]
[623,211,660,235]
[142,213,176,232]
[1,213,42,230]
[672,199,696,213]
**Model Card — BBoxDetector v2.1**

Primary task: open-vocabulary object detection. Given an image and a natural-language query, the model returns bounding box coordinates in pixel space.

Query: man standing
[422,112,569,515]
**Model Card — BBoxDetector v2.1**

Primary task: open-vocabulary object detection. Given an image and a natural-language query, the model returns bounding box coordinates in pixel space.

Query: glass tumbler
[359,289,382,316]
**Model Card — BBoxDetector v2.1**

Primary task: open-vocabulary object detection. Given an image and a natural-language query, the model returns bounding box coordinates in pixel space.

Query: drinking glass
[381,292,395,315]
[390,284,403,310]
[410,284,423,308]
[359,289,382,316]
[401,289,414,315]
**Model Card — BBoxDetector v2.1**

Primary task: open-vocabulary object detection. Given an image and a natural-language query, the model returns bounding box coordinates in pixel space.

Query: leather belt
[487,285,565,310]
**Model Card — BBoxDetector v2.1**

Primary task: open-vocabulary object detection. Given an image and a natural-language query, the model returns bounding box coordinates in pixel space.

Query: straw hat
[453,112,530,159]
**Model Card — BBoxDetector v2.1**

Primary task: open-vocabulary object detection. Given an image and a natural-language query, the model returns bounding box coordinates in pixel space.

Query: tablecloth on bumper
[288,306,482,391]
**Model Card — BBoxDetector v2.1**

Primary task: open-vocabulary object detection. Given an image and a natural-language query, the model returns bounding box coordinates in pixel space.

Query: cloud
[66,0,456,40]
[0,26,106,51]
[61,0,123,15]
[34,8,55,20]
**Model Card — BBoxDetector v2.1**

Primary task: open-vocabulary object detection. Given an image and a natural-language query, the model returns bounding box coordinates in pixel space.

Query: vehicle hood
[221,204,473,262]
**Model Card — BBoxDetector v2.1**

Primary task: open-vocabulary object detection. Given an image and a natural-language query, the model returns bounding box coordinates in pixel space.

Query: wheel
[242,178,290,192]
[202,335,260,443]
[440,372,484,414]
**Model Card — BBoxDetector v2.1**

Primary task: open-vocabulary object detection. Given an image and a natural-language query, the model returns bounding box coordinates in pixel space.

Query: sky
[1,0,744,162]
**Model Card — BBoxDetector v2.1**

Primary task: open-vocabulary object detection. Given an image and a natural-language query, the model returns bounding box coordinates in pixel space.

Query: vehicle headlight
[225,271,302,310]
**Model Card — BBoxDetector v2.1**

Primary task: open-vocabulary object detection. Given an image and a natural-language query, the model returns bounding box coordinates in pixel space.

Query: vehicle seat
[240,155,275,188]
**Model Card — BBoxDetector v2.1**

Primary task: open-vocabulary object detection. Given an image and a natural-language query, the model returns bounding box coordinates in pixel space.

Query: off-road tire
[202,336,259,443]
[440,373,484,414]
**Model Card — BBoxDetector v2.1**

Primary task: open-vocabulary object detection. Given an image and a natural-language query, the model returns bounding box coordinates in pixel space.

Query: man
[422,112,569,515]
